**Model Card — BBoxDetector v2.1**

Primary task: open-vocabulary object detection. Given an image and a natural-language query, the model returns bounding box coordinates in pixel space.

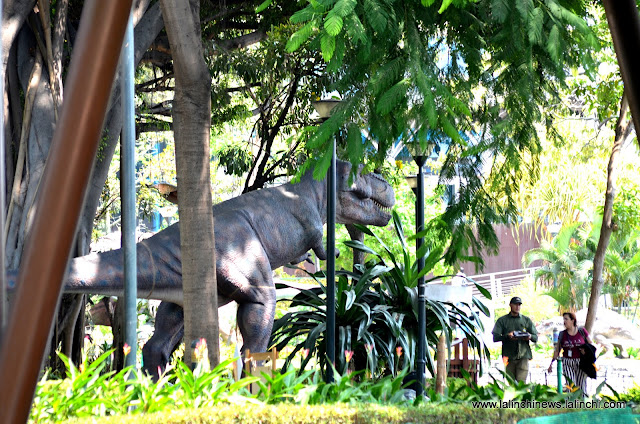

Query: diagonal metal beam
[0,0,134,422]
[603,0,640,141]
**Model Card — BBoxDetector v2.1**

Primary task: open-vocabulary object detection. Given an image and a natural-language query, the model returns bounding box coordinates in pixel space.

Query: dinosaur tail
[65,231,184,304]
[65,249,134,297]
[8,228,184,304]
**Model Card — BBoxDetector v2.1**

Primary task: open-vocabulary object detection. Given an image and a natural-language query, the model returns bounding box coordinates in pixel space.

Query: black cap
[510,296,522,305]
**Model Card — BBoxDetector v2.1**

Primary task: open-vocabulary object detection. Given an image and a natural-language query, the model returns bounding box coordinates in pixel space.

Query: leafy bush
[532,341,555,357]
[30,350,412,422]
[30,350,256,422]
[270,211,490,378]
[33,347,632,423]
[432,369,618,404]
[271,263,408,378]
[627,347,640,360]
[446,370,570,403]
[602,383,640,405]
[59,403,573,424]
[286,367,410,405]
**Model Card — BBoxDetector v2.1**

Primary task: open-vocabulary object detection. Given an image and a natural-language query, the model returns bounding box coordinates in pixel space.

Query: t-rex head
[336,160,395,227]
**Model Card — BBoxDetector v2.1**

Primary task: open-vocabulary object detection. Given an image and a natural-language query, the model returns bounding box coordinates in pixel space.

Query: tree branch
[245,65,302,192]
[211,29,267,53]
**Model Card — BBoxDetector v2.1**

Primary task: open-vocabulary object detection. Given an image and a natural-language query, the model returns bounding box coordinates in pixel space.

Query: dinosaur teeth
[372,200,391,212]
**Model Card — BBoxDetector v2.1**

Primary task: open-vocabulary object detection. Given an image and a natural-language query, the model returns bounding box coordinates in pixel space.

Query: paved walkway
[477,358,640,396]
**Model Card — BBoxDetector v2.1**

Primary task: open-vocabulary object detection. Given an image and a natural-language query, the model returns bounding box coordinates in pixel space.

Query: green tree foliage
[599,190,640,308]
[603,233,640,310]
[515,3,639,235]
[208,24,331,191]
[524,205,640,311]
[514,129,611,232]
[566,4,623,126]
[284,0,599,268]
[609,187,640,238]
[510,98,640,247]
[523,223,594,310]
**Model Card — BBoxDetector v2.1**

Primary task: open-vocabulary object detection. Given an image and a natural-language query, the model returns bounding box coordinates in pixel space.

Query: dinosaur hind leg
[217,244,277,355]
[236,292,276,355]
[142,301,184,380]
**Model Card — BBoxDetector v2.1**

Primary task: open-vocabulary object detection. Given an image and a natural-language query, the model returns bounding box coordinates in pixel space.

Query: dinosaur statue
[9,160,395,377]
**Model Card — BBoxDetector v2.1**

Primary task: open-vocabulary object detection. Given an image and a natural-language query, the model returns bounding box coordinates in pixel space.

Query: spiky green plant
[270,211,491,378]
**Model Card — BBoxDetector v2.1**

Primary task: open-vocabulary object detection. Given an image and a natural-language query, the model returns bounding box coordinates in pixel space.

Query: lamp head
[406,141,436,165]
[312,99,341,120]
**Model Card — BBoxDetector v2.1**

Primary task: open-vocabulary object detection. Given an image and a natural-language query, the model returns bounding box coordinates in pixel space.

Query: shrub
[58,403,575,424]
[494,277,558,325]
[602,383,640,405]
[270,211,491,379]
[30,351,256,422]
[30,350,411,422]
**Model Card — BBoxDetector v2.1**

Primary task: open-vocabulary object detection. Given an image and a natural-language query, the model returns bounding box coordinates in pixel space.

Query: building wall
[460,224,543,275]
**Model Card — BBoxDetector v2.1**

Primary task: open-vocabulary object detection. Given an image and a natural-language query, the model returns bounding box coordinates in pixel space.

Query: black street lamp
[405,142,436,399]
[312,99,340,383]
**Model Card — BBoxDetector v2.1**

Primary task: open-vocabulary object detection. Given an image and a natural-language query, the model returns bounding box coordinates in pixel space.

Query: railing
[278,266,542,304]
[430,267,541,302]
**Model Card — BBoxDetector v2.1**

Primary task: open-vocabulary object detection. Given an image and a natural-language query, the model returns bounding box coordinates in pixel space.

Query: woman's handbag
[577,328,597,379]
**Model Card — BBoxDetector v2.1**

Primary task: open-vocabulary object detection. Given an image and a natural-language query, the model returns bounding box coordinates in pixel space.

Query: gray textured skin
[38,161,394,375]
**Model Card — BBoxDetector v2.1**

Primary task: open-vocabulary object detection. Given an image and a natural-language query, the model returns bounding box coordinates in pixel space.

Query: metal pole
[415,156,426,398]
[326,137,336,383]
[557,358,563,393]
[0,0,6,338]
[121,10,137,370]
[0,1,134,422]
[602,0,640,139]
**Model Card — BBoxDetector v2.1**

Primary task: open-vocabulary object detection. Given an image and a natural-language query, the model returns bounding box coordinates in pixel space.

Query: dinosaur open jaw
[370,198,393,221]
[372,199,392,213]
[371,199,393,217]
[337,193,393,226]
[338,168,395,226]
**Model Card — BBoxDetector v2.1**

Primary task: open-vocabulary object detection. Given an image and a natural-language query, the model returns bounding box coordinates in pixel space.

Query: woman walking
[548,312,594,396]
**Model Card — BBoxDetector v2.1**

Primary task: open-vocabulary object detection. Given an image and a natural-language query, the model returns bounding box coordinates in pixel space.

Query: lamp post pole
[414,155,427,398]
[406,139,436,399]
[312,99,340,383]
[326,137,336,383]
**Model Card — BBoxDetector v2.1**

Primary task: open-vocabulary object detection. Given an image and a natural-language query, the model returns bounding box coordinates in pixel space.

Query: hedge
[60,403,584,424]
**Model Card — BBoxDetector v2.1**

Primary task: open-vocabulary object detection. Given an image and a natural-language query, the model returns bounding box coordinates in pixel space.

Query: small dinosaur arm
[9,160,394,374]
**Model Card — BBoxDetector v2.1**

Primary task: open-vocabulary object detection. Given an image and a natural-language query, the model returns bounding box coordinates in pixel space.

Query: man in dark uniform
[492,296,538,382]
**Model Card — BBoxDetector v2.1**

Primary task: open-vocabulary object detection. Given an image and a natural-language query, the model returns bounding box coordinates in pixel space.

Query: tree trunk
[585,93,632,333]
[2,1,163,371]
[159,0,219,368]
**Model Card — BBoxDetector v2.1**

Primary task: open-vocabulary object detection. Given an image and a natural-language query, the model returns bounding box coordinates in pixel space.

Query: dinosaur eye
[353,189,368,199]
